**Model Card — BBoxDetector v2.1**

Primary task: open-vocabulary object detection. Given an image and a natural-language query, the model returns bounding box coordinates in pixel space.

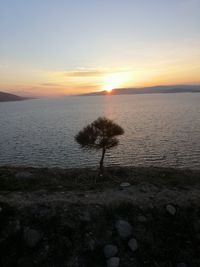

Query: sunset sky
[0,0,200,97]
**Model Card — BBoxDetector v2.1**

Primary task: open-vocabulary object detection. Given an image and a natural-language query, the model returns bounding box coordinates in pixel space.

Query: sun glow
[102,71,132,93]
[104,85,114,93]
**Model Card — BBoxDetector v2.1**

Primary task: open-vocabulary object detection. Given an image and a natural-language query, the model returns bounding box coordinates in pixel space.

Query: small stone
[24,227,41,247]
[15,171,33,179]
[177,263,187,267]
[104,244,118,258]
[166,204,176,215]
[120,182,131,188]
[138,215,147,223]
[115,220,133,239]
[128,238,138,252]
[107,257,120,267]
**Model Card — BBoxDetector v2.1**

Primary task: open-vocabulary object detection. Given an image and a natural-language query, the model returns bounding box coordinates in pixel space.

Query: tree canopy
[75,117,124,150]
[75,117,124,174]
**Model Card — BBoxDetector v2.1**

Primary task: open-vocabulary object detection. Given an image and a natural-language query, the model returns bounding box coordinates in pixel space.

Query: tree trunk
[99,148,106,176]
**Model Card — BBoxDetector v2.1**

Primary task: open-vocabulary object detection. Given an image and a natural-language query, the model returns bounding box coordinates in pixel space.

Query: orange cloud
[63,69,105,77]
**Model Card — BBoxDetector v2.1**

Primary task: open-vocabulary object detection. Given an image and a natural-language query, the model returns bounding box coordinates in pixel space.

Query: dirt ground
[0,166,200,267]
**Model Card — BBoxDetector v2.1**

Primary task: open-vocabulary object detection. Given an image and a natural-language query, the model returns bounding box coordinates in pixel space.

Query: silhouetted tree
[75,117,124,175]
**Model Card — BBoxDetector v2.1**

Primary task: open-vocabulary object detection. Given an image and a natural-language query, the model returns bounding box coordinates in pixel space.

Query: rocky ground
[0,166,200,267]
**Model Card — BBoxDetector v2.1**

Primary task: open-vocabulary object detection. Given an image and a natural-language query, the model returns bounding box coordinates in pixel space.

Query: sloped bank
[0,166,200,267]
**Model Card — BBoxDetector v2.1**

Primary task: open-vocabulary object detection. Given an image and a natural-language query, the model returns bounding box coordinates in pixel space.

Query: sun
[102,71,132,93]
[104,84,114,93]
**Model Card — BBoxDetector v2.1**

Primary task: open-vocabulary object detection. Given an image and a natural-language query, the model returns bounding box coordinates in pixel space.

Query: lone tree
[75,117,124,174]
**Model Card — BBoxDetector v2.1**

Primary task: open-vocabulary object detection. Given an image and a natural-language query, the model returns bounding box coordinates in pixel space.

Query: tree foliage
[75,117,124,173]
[75,117,124,150]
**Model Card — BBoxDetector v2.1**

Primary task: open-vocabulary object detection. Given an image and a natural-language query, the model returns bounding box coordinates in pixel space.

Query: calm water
[0,94,200,169]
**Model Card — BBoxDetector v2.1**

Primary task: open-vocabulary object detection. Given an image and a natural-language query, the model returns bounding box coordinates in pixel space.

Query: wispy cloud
[61,68,134,78]
[41,82,65,87]
[63,69,107,77]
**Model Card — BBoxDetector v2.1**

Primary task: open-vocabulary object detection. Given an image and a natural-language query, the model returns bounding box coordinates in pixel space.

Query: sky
[0,0,200,97]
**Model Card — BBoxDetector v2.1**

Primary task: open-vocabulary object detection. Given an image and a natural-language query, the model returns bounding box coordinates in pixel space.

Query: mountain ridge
[77,85,200,96]
[0,91,30,102]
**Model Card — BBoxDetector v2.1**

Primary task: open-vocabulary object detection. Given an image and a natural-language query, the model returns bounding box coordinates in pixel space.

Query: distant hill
[79,85,200,96]
[0,91,30,102]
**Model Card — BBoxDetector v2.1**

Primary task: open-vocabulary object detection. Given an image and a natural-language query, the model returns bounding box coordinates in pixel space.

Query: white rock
[166,204,176,215]
[24,227,41,247]
[15,172,33,179]
[104,244,118,258]
[115,220,133,239]
[107,257,120,267]
[128,238,138,252]
[120,182,131,188]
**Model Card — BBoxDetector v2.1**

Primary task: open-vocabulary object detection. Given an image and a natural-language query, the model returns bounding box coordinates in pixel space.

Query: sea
[0,93,200,169]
